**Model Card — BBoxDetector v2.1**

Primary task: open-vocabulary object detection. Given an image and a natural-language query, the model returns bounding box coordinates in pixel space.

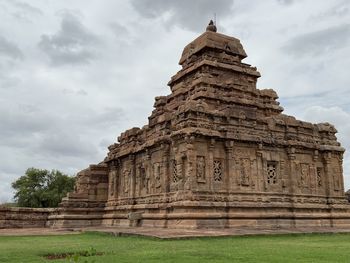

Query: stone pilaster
[323,151,332,199]
[256,143,263,192]
[287,147,297,195]
[145,150,152,194]
[184,136,195,191]
[129,154,136,200]
[161,143,170,193]
[225,140,234,192]
[208,138,215,192]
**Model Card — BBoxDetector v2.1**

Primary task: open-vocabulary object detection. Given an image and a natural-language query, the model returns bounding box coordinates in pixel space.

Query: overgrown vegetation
[12,168,75,208]
[0,232,350,262]
[44,246,103,262]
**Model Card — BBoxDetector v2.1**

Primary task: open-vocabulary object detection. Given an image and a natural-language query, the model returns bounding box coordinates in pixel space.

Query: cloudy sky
[0,0,349,203]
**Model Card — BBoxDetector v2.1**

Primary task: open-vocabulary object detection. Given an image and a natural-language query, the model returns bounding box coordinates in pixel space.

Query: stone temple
[48,22,350,229]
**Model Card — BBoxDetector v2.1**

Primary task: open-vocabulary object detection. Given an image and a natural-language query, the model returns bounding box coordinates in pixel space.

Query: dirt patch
[44,249,103,260]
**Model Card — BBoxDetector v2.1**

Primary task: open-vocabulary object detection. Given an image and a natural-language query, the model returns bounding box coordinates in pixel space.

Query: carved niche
[299,163,310,188]
[123,168,131,193]
[138,164,148,193]
[108,170,117,197]
[240,158,251,186]
[235,148,254,187]
[153,162,162,189]
[196,156,206,183]
[333,166,340,191]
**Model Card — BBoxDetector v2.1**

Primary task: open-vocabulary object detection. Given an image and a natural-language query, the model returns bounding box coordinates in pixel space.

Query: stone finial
[206,20,217,32]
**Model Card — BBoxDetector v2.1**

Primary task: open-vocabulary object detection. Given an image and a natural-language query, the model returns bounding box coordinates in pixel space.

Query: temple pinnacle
[206,19,217,32]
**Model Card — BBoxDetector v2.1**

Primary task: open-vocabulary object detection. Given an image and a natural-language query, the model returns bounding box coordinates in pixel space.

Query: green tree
[12,168,76,208]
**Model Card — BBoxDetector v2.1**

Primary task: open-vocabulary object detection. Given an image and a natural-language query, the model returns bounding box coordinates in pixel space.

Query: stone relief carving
[213,159,223,182]
[333,167,340,191]
[108,170,117,197]
[123,168,130,193]
[138,165,146,190]
[196,156,206,183]
[153,162,162,189]
[300,163,310,188]
[240,158,251,186]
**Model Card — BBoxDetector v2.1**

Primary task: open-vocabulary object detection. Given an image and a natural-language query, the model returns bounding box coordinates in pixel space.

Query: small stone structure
[0,207,53,229]
[46,22,350,229]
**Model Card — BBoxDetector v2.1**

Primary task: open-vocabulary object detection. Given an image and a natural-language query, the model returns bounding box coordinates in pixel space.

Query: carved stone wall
[53,23,350,230]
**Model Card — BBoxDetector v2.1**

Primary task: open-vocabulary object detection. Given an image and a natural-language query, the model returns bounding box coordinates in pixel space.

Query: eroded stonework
[49,23,350,229]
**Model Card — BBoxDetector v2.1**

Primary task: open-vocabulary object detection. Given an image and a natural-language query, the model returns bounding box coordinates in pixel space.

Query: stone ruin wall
[0,207,53,229]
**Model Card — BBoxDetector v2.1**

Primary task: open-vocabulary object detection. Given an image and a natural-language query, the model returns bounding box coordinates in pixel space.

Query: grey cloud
[0,104,52,140]
[0,181,14,203]
[110,23,129,38]
[38,13,99,66]
[68,107,125,130]
[36,130,98,158]
[10,0,43,16]
[0,36,23,60]
[0,101,124,157]
[282,24,350,56]
[277,0,294,5]
[131,0,234,32]
[61,88,88,96]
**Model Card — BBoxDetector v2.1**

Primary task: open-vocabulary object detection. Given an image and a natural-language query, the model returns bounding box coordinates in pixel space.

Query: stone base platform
[2,226,350,239]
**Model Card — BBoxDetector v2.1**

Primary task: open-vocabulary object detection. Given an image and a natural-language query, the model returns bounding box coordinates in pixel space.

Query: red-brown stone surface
[48,22,350,230]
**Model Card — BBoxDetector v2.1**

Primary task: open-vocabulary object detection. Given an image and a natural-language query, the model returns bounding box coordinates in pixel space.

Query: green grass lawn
[0,232,350,263]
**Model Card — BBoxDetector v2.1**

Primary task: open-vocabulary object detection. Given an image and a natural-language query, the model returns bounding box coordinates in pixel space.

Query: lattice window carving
[316,167,322,187]
[172,160,179,183]
[213,160,223,182]
[267,162,277,185]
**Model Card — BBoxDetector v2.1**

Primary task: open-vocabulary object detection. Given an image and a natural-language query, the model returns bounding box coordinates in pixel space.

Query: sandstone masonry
[47,22,350,230]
